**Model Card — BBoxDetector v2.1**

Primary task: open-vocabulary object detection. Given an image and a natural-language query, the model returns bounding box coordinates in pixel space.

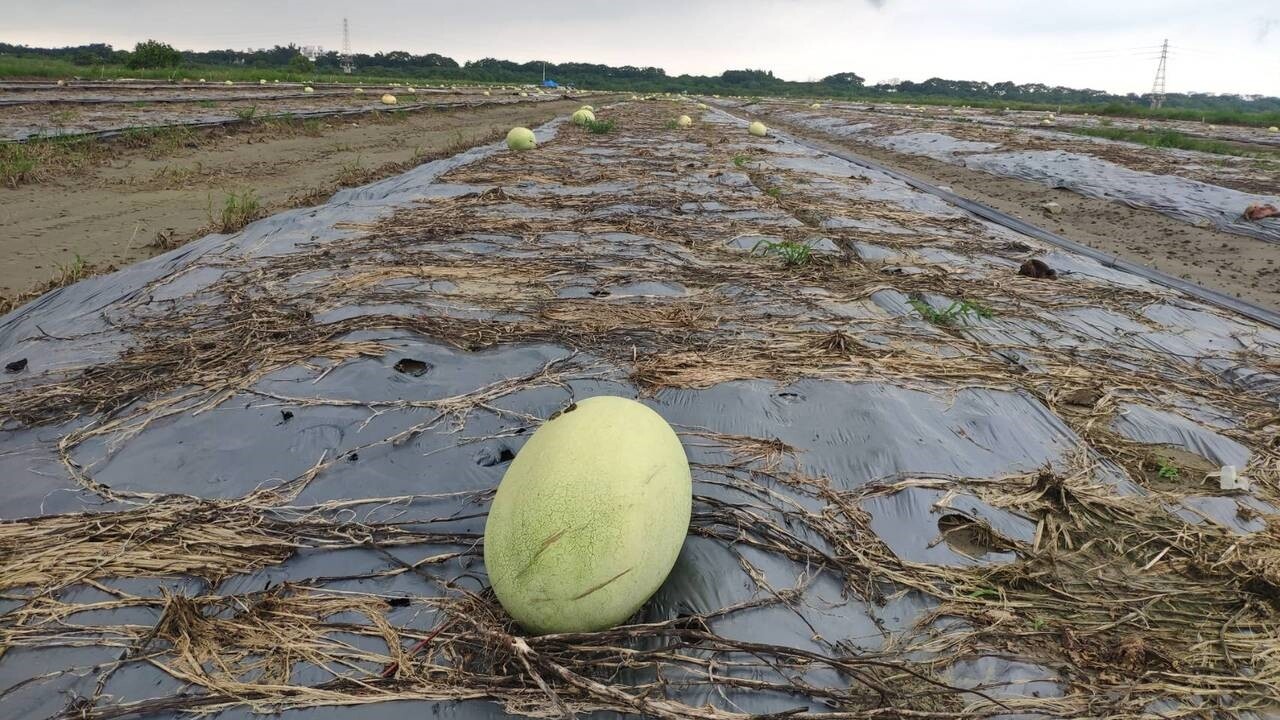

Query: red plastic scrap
[1243,203,1279,221]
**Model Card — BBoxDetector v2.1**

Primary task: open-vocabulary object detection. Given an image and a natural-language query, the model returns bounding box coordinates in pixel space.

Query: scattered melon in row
[507,126,536,151]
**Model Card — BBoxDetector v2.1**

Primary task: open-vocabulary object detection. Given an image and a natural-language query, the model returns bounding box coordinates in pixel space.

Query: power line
[1061,45,1164,57]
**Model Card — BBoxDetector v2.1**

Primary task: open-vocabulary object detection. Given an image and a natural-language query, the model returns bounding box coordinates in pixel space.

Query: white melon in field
[354,87,365,94]
[507,126,537,151]
[1271,126,1280,133]
[381,94,398,105]
[259,79,266,84]
[303,86,314,93]
[484,396,692,634]
[572,108,596,125]
[749,121,768,137]
[810,103,821,109]
[224,80,233,85]
[483,90,491,96]
[677,115,693,128]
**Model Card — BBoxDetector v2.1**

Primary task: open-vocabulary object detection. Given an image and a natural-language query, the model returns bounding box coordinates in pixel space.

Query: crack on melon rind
[571,566,634,601]
[516,525,574,579]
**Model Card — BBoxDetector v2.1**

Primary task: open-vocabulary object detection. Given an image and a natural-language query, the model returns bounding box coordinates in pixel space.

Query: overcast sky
[8,0,1279,96]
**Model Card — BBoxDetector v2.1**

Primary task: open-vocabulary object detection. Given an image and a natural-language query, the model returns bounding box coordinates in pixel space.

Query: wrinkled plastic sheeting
[3,105,1279,719]
[966,150,1280,243]
[0,127,540,378]
[1111,403,1251,469]
[0,96,559,142]
[774,110,1280,243]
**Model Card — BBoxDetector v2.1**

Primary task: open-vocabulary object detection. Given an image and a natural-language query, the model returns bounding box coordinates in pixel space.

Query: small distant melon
[224,80,233,85]
[749,121,768,137]
[484,396,691,634]
[810,102,821,109]
[507,126,536,151]
[572,108,596,125]
[1270,126,1279,133]
[677,115,692,128]
[381,94,397,105]
[303,86,314,93]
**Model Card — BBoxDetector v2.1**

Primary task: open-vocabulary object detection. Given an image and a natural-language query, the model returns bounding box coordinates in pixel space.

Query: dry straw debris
[1,101,1278,719]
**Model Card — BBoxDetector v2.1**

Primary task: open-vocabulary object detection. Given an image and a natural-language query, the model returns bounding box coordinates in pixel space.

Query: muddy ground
[765,116,1280,312]
[0,98,586,300]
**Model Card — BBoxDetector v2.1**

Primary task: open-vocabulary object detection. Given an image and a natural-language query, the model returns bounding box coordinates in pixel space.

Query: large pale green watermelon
[506,127,536,151]
[484,396,692,634]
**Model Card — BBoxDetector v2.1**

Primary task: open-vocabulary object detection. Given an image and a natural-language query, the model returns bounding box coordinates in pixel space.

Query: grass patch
[152,162,204,184]
[233,106,259,122]
[335,155,367,186]
[751,239,813,267]
[584,118,616,134]
[214,189,262,233]
[197,100,217,109]
[765,186,785,200]
[49,109,80,125]
[908,298,993,327]
[732,154,750,168]
[267,116,323,137]
[0,136,106,188]
[0,145,38,188]
[119,125,198,158]
[1064,126,1276,158]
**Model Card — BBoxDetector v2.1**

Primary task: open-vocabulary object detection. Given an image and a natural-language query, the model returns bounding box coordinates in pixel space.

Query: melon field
[1,95,1279,720]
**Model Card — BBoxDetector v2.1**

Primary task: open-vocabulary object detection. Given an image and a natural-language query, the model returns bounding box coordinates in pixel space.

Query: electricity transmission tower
[340,18,355,74]
[1149,39,1168,109]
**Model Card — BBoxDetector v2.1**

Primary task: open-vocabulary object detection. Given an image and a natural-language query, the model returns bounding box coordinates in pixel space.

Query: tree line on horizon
[4,40,1278,115]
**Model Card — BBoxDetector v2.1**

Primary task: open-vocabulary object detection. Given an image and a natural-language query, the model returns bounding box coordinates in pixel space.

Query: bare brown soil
[0,98,585,303]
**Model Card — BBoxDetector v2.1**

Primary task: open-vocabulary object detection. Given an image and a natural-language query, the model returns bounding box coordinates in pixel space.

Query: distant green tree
[821,72,865,88]
[127,40,181,69]
[288,54,314,73]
